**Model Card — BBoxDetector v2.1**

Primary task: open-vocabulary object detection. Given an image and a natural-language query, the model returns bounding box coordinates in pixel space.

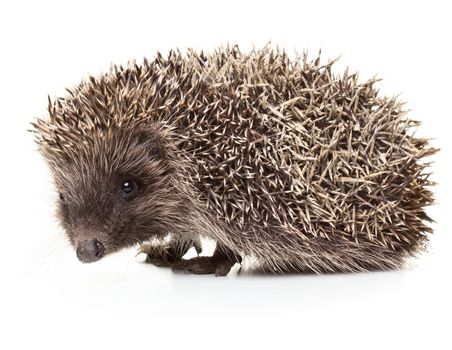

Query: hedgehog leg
[172,244,242,276]
[139,236,202,267]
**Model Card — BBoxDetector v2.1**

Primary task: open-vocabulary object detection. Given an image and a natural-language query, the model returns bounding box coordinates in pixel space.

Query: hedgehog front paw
[138,244,178,267]
[139,238,202,267]
[172,254,240,276]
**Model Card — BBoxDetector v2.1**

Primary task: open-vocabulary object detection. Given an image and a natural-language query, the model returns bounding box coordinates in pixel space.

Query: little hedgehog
[32,46,437,275]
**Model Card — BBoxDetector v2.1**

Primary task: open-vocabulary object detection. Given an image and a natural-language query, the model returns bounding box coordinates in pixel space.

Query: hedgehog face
[49,127,177,263]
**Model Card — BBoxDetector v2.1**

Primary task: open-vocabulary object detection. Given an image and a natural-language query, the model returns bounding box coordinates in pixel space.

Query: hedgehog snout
[76,239,105,263]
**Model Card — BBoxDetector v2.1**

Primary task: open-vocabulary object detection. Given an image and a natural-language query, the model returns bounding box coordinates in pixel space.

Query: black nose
[76,239,105,263]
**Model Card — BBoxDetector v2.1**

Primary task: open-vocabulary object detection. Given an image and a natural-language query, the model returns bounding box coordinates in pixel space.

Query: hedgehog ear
[135,128,166,160]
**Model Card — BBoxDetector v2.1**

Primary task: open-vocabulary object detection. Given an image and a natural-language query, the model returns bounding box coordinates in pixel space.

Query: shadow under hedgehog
[32,46,437,276]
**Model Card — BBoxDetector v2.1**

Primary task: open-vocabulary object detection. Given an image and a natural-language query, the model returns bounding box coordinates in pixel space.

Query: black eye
[59,193,65,202]
[122,181,134,193]
[120,179,138,197]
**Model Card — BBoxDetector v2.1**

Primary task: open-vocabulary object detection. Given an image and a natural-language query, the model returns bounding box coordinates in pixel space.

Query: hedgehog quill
[32,46,437,275]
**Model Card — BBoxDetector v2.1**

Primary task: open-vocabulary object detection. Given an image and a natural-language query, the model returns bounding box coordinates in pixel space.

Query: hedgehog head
[32,74,183,263]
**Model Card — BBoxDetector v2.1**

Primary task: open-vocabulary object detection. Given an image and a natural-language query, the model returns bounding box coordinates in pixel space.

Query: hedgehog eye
[59,193,65,202]
[120,179,138,198]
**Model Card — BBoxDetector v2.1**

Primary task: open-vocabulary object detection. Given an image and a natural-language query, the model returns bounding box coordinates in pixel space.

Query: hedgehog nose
[76,239,105,263]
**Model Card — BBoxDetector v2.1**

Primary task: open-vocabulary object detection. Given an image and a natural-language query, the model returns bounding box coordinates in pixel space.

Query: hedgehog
[32,45,437,276]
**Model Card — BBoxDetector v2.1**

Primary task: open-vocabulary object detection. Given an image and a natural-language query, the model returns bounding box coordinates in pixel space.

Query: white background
[0,1,450,349]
